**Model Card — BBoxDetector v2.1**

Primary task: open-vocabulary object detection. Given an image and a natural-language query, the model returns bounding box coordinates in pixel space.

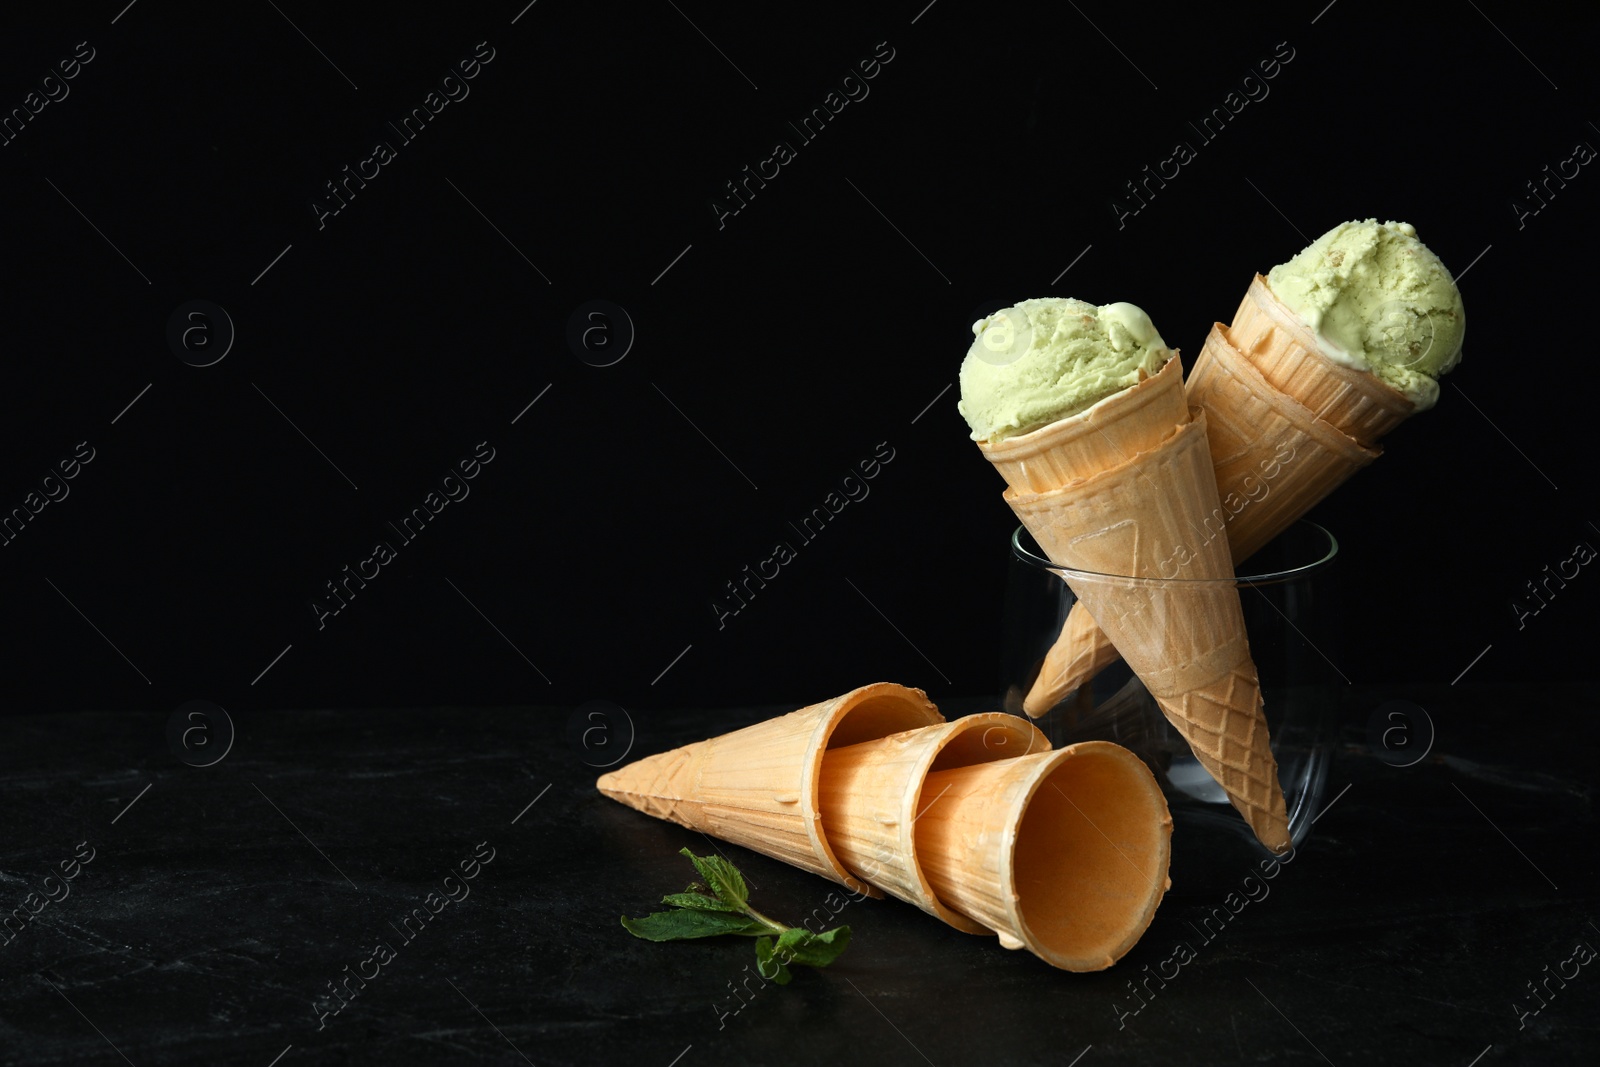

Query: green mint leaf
[661,891,741,912]
[773,926,816,961]
[621,909,769,942]
[775,925,851,969]
[754,936,794,985]
[623,849,851,981]
[678,847,749,909]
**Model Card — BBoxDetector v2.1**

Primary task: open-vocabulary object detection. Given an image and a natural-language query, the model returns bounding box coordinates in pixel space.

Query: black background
[1,0,1596,712]
[3,6,1600,1067]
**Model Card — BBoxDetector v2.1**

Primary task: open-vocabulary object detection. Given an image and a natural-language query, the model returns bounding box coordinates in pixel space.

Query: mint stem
[624,851,852,982]
[740,904,790,934]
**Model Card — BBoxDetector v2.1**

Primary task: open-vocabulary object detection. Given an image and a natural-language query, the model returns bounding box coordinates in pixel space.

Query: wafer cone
[1230,274,1413,447]
[976,353,1185,722]
[1188,322,1380,560]
[1024,323,1381,716]
[1004,411,1291,852]
[914,741,1173,971]
[596,683,942,893]
[1023,599,1125,717]
[818,713,1049,935]
[978,352,1188,492]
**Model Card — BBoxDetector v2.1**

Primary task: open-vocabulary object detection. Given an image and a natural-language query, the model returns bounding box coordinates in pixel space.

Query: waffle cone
[1188,321,1380,560]
[914,742,1173,971]
[976,354,1187,492]
[1022,600,1123,717]
[1004,412,1290,852]
[1230,274,1414,447]
[595,683,942,893]
[1025,323,1381,715]
[818,713,1049,935]
[973,353,1184,719]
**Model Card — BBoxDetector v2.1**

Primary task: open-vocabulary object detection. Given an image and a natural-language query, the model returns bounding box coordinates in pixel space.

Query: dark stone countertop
[1,684,1596,1066]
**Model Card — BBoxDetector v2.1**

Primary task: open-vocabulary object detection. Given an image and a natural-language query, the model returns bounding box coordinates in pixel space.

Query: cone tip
[1020,694,1052,719]
[1251,812,1293,855]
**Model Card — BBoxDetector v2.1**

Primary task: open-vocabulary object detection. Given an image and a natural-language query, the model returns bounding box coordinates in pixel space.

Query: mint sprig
[622,847,851,984]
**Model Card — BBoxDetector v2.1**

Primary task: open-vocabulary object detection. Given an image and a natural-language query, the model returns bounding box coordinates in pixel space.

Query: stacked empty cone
[598,683,1173,971]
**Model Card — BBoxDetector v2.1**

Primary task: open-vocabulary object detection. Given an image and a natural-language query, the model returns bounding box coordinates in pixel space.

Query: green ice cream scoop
[1265,219,1464,409]
[957,298,1172,442]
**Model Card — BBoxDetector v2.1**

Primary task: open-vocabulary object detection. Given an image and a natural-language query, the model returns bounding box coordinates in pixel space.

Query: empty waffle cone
[818,713,1049,935]
[596,683,943,893]
[1230,273,1414,447]
[1025,323,1381,715]
[914,741,1174,971]
[1005,412,1291,853]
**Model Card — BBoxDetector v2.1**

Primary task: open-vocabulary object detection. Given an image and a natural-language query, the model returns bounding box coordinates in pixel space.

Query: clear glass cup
[1001,520,1341,858]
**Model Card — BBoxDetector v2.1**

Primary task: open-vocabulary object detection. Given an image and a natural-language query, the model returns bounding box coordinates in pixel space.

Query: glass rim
[1010,519,1339,588]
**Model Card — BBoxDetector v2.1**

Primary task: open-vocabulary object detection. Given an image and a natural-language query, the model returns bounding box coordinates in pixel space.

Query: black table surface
[1,684,1595,1067]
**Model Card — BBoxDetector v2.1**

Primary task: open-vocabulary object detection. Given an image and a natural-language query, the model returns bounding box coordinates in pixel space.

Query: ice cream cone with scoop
[1235,218,1464,445]
[958,298,1291,853]
[1026,220,1466,716]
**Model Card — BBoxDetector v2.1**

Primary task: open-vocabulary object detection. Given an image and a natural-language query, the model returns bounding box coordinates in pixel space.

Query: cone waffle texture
[1023,598,1126,717]
[818,713,1049,935]
[1230,274,1413,447]
[1187,322,1380,560]
[595,683,943,892]
[973,352,1185,719]
[977,354,1188,493]
[1026,322,1381,715]
[914,742,1174,971]
[1004,411,1291,852]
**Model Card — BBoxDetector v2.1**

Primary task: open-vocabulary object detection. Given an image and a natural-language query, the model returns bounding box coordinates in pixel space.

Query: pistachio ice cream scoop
[957,298,1173,441]
[1265,219,1464,409]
